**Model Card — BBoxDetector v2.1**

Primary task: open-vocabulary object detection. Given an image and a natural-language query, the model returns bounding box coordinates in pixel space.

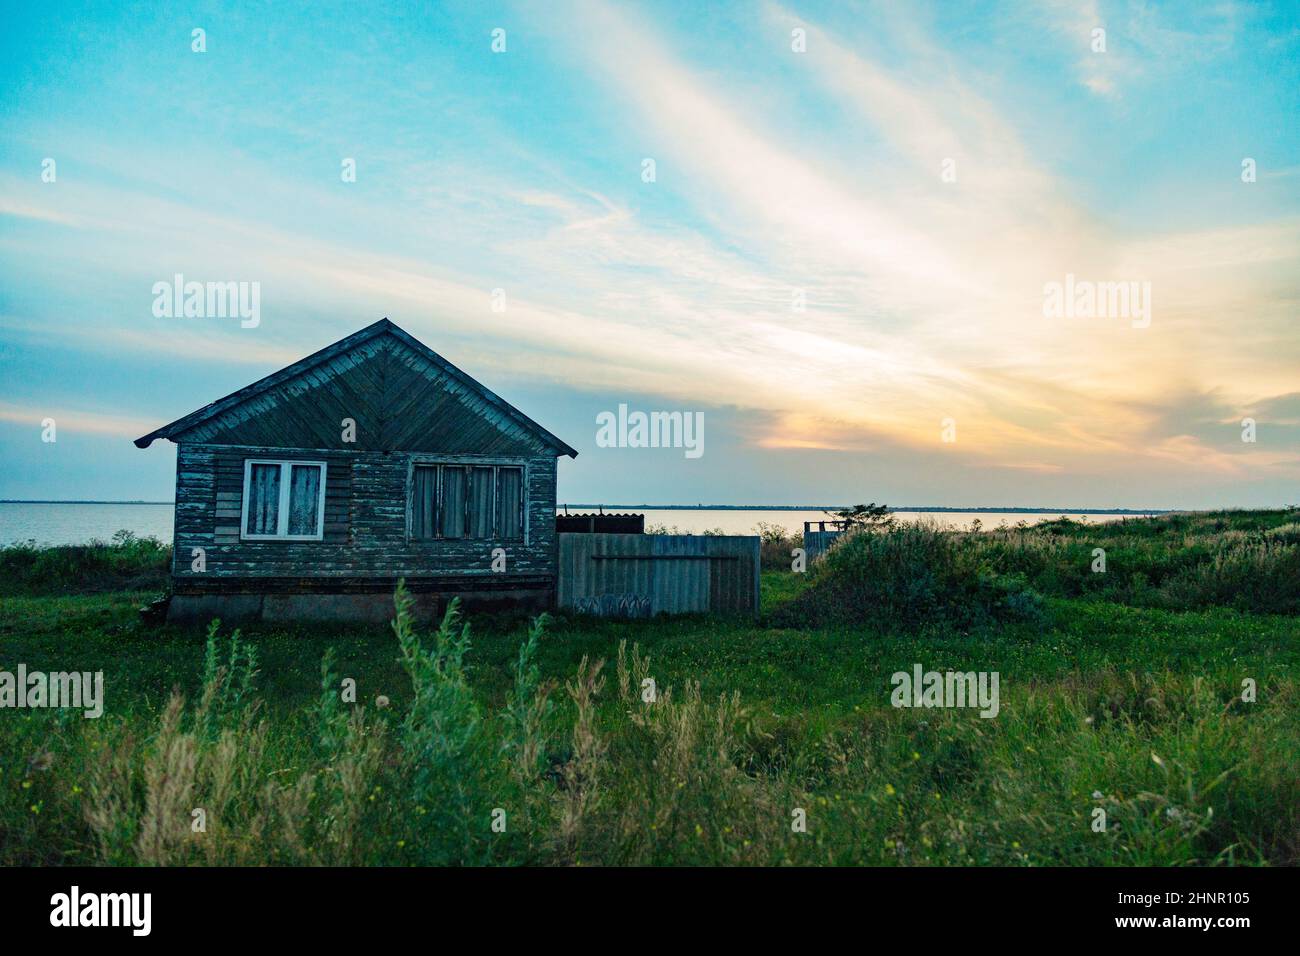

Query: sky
[1,0,1298,509]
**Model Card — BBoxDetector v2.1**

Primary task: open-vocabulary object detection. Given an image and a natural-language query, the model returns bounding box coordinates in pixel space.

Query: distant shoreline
[1,500,176,505]
[3,500,1174,514]
[564,504,1175,515]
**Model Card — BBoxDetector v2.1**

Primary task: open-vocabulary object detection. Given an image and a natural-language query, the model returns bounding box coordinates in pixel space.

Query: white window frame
[240,459,328,541]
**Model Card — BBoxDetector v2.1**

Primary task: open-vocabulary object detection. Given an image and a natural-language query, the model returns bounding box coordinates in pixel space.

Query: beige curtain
[497,468,522,539]
[246,463,281,535]
[468,467,493,538]
[412,466,437,539]
[288,464,321,535]
[440,466,466,538]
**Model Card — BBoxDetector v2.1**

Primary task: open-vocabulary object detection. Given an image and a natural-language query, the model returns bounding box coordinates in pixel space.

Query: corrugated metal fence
[558,533,759,617]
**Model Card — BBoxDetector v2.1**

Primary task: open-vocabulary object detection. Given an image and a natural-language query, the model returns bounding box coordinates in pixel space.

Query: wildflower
[376,695,390,709]
[884,783,896,796]
[1091,790,1103,800]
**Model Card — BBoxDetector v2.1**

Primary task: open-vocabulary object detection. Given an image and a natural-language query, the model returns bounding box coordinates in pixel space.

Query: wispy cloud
[0,403,155,439]
[1,0,1297,505]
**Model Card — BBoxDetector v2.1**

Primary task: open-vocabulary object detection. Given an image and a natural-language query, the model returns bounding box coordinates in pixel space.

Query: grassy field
[1,511,1297,866]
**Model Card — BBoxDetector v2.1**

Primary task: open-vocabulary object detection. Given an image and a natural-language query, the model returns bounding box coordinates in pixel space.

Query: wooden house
[135,319,578,622]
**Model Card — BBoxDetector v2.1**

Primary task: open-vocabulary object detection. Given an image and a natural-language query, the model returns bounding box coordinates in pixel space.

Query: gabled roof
[134,318,579,457]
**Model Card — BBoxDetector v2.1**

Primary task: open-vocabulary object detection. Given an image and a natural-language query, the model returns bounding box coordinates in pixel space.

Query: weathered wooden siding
[174,442,558,589]
[557,533,759,616]
[174,334,555,457]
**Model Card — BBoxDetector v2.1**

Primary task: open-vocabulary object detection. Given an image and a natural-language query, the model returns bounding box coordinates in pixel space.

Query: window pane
[288,464,322,536]
[412,466,437,539]
[440,466,466,538]
[497,468,522,539]
[468,467,494,539]
[245,463,281,536]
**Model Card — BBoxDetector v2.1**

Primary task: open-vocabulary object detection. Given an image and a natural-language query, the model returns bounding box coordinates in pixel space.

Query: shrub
[0,530,171,596]
[754,522,801,571]
[773,521,1045,630]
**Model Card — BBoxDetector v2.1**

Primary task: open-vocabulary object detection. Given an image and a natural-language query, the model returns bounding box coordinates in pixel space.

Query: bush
[773,521,1045,630]
[754,522,801,571]
[0,531,171,596]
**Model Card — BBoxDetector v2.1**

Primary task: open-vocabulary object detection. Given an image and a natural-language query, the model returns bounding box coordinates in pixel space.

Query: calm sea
[0,502,1143,546]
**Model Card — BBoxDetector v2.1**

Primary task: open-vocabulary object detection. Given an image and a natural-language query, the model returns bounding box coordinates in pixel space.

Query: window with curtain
[468,467,494,538]
[412,465,438,540]
[410,463,525,541]
[245,463,281,536]
[241,460,326,540]
[497,467,522,540]
[440,466,466,538]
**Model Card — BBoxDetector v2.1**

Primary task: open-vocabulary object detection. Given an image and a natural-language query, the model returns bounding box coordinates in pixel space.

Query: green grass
[3,579,1297,866]
[1,510,1297,866]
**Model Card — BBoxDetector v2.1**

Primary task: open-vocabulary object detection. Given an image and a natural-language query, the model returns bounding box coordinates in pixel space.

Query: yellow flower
[884,783,896,796]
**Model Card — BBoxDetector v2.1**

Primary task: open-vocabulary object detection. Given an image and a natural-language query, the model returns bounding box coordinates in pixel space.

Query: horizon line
[1,499,1186,514]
